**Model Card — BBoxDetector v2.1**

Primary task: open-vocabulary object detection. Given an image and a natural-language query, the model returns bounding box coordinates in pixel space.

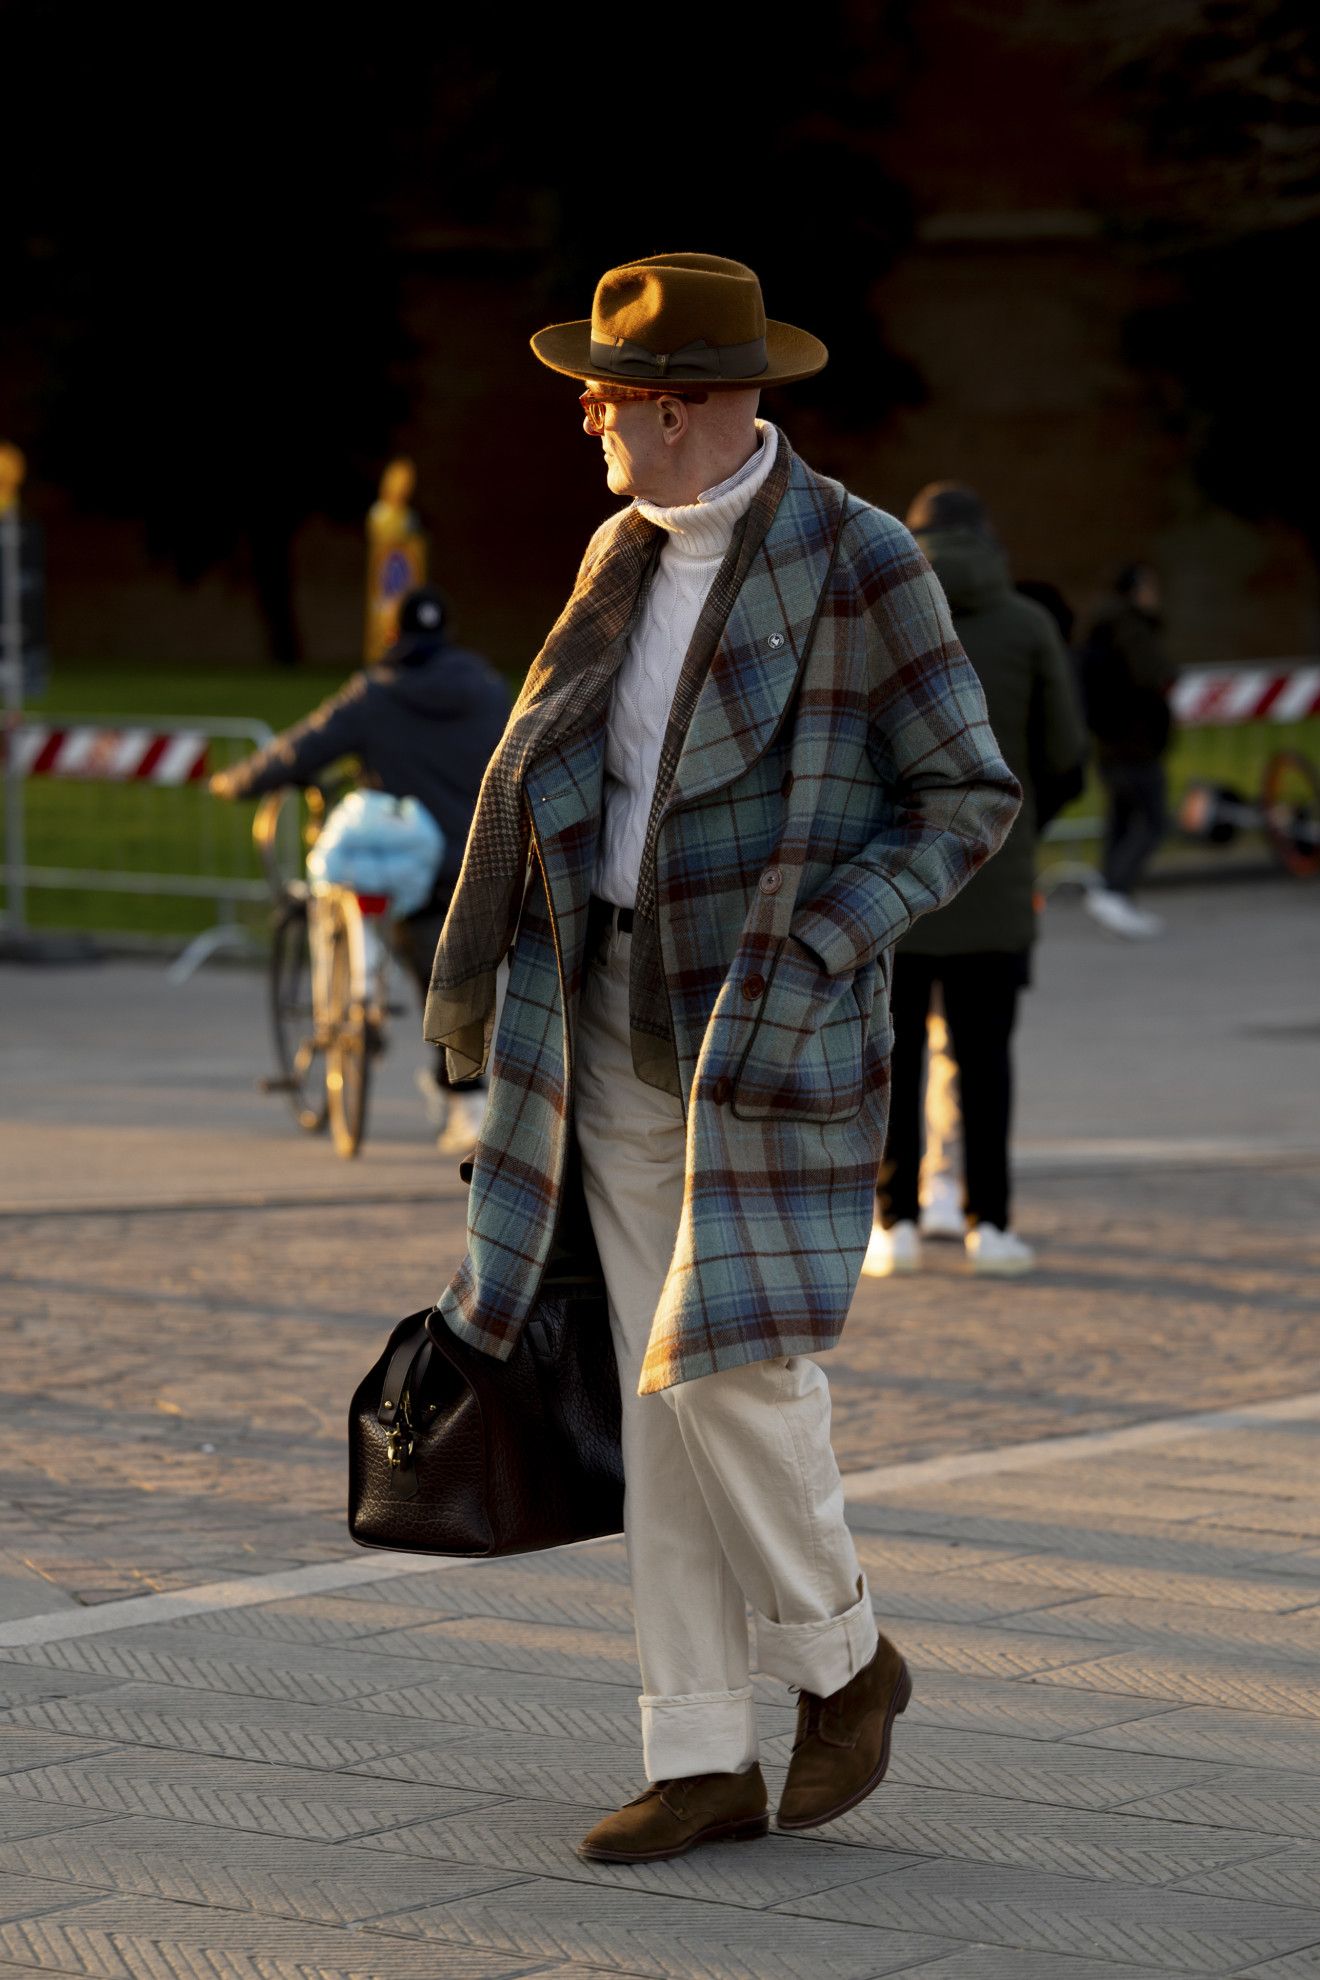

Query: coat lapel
[666,460,846,812]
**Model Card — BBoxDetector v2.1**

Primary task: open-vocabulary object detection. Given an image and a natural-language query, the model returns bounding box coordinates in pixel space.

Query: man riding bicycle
[212,586,510,1152]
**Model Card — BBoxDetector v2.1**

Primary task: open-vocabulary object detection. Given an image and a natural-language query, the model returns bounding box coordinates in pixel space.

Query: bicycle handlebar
[251,784,343,900]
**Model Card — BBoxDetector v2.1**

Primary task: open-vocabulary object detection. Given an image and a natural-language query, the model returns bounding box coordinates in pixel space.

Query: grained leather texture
[348,1282,624,1560]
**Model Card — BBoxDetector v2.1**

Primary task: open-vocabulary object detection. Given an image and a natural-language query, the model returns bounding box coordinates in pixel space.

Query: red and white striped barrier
[8,724,210,784]
[1171,665,1320,727]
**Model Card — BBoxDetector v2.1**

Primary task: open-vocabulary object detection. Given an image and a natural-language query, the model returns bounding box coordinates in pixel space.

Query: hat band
[588,333,768,381]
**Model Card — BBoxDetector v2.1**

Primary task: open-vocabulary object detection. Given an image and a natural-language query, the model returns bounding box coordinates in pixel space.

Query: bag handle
[378,1320,432,1427]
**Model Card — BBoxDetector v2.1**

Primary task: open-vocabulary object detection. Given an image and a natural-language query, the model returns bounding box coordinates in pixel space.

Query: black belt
[587,895,635,941]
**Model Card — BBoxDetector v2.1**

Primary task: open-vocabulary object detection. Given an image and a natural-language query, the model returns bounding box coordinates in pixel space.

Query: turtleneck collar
[634,421,779,561]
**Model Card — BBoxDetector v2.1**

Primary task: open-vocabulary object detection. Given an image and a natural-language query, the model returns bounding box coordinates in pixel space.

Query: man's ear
[659,397,691,447]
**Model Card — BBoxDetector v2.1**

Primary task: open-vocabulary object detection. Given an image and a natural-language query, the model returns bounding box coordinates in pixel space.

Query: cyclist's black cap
[398,586,450,639]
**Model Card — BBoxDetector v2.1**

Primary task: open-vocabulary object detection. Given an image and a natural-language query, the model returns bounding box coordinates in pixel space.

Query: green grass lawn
[34,664,356,730]
[6,663,1318,939]
[12,667,354,939]
[1041,717,1320,870]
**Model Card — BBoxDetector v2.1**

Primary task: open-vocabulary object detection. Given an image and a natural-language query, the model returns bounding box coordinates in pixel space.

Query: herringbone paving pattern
[0,1410,1318,1976]
[2,910,1319,1976]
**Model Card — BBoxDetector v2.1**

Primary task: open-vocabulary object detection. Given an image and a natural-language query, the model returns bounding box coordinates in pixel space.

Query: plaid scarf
[427,432,793,1086]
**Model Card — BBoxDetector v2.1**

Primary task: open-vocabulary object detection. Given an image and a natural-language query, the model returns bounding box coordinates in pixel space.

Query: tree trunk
[249,521,302,668]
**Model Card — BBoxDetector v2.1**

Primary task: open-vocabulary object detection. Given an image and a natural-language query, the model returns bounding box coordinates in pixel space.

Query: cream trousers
[574,927,877,1781]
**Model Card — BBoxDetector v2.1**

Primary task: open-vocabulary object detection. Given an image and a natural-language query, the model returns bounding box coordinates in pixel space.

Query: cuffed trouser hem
[754,1577,879,1700]
[640,1686,758,1782]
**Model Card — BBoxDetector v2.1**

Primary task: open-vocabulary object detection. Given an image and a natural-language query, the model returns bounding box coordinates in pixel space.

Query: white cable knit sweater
[594,421,779,908]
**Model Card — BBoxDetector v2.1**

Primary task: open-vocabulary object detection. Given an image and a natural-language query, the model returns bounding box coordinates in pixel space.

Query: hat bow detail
[588,334,769,383]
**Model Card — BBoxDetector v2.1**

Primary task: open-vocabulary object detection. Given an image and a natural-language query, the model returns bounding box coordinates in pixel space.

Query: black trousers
[876,951,1027,1234]
[392,885,485,1093]
[1100,759,1166,896]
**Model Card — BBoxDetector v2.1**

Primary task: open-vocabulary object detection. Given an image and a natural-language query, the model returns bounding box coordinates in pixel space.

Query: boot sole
[776,1660,913,1832]
[577,1813,769,1863]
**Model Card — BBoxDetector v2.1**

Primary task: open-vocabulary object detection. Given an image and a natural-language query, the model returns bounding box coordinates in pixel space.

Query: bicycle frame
[306,883,391,1028]
[255,787,392,1025]
[252,783,403,1154]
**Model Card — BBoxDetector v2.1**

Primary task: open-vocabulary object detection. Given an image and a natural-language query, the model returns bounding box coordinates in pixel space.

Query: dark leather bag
[347,1151,624,1558]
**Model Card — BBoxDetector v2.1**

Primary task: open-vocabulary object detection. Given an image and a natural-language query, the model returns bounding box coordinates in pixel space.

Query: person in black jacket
[864,484,1087,1280]
[1079,563,1175,940]
[214,588,510,1148]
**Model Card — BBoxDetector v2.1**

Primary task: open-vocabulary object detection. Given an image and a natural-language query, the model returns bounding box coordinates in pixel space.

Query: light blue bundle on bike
[306,790,445,920]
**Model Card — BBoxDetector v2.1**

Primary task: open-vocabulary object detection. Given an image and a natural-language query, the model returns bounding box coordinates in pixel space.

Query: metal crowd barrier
[2,714,292,979]
[3,666,1316,975]
[1040,659,1320,883]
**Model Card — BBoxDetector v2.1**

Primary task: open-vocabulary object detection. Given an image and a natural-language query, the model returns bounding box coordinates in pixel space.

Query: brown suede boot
[776,1634,912,1831]
[578,1765,769,1862]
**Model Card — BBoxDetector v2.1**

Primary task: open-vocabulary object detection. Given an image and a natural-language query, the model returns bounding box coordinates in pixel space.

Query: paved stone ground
[0,1409,1319,1978]
[0,881,1317,1976]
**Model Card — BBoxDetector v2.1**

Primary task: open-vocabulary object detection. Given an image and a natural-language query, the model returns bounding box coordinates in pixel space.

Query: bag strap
[378,1319,431,1427]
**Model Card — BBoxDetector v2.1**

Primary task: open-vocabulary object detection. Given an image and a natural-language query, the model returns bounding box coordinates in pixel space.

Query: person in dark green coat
[866,484,1087,1278]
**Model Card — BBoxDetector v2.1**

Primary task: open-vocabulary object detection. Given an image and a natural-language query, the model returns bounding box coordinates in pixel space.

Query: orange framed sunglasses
[579,384,709,432]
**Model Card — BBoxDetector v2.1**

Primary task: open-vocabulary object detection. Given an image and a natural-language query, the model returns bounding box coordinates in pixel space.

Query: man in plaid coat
[426,254,1020,1860]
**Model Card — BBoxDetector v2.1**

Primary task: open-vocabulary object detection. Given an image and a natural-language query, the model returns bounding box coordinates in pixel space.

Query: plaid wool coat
[425,433,1020,1394]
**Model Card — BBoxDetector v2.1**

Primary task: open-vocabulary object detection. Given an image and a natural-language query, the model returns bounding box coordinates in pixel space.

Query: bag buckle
[384,1420,419,1500]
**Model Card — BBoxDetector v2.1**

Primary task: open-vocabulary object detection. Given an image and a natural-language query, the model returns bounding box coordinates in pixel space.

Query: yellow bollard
[364,458,427,663]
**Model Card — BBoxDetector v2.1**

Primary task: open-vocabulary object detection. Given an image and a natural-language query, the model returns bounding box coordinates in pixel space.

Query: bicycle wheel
[269,895,328,1133]
[1261,750,1320,880]
[325,894,372,1158]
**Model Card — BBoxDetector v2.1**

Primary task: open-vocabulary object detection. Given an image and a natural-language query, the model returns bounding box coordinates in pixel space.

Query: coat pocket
[731,936,869,1124]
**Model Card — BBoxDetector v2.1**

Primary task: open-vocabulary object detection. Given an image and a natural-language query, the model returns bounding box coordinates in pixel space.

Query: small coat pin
[767,632,786,650]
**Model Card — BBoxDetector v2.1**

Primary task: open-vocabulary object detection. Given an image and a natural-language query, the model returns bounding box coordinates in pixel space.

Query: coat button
[759,867,783,896]
[742,973,766,1001]
[712,1074,732,1106]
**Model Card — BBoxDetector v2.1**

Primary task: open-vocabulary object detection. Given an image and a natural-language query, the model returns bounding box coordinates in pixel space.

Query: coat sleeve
[792,516,1023,977]
[221,675,372,798]
[1029,615,1089,830]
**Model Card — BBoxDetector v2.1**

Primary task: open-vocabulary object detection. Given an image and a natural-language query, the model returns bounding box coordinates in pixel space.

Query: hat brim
[530,316,828,388]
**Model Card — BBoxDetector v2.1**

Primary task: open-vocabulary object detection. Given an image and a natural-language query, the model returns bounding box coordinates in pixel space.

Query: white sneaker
[414,1067,450,1132]
[966,1225,1035,1275]
[861,1219,921,1278]
[920,1174,965,1241]
[437,1087,488,1157]
[1083,888,1164,940]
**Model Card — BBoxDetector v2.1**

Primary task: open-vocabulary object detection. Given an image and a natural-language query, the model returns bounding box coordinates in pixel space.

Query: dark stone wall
[31,8,1316,677]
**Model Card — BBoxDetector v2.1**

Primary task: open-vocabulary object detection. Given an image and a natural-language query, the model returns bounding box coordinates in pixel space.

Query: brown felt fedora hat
[531,252,828,390]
